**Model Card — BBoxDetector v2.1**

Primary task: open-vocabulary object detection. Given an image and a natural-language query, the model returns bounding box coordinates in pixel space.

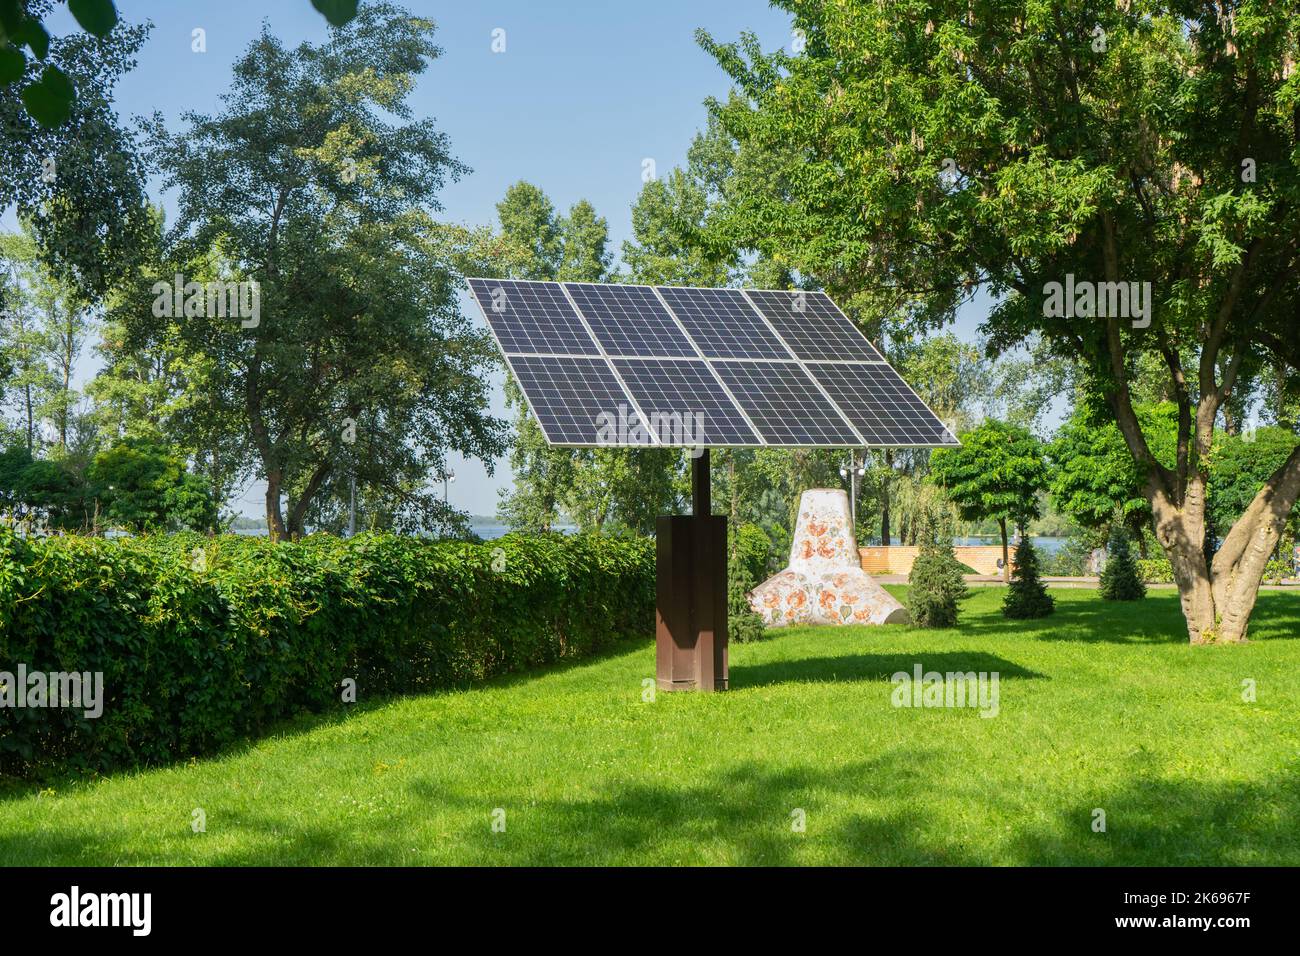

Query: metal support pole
[692,449,711,516]
[656,448,727,692]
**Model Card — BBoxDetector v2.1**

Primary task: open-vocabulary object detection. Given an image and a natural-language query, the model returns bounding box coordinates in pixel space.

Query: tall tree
[0,6,150,301]
[556,199,612,282]
[144,4,505,537]
[497,181,563,280]
[702,1,1300,643]
[931,420,1048,582]
[493,182,582,532]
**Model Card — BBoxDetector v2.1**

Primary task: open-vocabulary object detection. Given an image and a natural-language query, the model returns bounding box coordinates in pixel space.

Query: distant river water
[236,525,1067,554]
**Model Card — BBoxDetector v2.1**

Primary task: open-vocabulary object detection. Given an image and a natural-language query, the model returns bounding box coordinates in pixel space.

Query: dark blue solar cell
[564,283,697,357]
[655,286,789,359]
[807,362,958,447]
[612,358,760,447]
[711,361,861,446]
[468,278,599,355]
[744,289,884,361]
[506,355,649,446]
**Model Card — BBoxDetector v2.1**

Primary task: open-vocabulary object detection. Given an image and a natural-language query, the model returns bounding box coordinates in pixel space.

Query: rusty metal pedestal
[656,449,728,692]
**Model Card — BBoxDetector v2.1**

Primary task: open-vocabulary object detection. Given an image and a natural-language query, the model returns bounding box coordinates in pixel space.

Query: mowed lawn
[2,587,1299,866]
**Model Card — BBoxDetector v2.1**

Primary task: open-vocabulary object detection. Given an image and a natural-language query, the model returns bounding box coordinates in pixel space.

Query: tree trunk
[264,473,287,541]
[1152,445,1300,643]
[999,517,1009,583]
[285,460,332,538]
[23,383,32,453]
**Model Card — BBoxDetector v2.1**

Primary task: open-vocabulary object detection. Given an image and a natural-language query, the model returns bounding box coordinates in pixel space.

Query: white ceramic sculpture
[748,488,910,627]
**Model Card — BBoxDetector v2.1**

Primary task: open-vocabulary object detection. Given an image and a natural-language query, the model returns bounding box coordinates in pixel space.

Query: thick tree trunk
[1152,445,1300,643]
[264,473,287,541]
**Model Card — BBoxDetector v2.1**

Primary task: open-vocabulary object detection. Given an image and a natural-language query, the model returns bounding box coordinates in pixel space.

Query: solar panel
[506,355,651,446]
[711,361,862,446]
[466,277,959,450]
[656,286,789,359]
[564,283,696,357]
[467,278,599,356]
[612,358,762,447]
[744,289,884,362]
[808,362,958,447]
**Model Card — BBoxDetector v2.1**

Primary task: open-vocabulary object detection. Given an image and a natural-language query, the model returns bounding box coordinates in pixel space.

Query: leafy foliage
[728,521,770,643]
[1002,538,1054,619]
[141,5,505,537]
[906,513,968,628]
[87,437,217,533]
[698,1,1300,643]
[0,529,654,777]
[1048,402,1178,539]
[931,420,1047,529]
[1100,526,1147,601]
[1208,427,1300,535]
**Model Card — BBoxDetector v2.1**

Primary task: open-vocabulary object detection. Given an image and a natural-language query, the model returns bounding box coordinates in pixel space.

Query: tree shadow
[0,635,654,804]
[5,741,1299,866]
[731,652,1044,688]
[1000,770,1300,865]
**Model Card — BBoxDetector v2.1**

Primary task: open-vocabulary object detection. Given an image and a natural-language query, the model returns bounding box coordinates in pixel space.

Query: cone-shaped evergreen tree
[1099,525,1146,600]
[1002,536,1055,618]
[907,510,969,627]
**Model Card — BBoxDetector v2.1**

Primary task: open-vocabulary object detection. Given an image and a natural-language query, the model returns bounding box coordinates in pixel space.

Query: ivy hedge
[0,529,654,778]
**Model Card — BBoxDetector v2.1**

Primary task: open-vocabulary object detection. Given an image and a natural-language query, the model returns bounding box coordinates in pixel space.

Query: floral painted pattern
[748,488,909,627]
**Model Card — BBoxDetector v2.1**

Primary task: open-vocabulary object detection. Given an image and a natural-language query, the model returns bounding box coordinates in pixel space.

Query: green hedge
[0,529,654,778]
[1137,556,1174,584]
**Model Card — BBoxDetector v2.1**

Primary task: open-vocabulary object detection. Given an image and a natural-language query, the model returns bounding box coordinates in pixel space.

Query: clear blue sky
[24,1,997,518]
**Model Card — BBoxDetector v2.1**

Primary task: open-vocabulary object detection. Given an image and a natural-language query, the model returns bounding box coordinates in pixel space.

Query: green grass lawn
[3,587,1299,866]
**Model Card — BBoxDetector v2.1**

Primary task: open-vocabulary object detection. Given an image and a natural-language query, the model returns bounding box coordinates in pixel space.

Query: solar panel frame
[466,277,600,356]
[711,360,864,447]
[465,277,961,451]
[807,361,960,448]
[563,282,697,357]
[743,289,886,362]
[612,357,764,448]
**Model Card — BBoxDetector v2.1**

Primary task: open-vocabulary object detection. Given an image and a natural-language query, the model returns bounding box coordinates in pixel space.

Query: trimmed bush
[1137,556,1173,583]
[0,529,654,778]
[907,518,969,628]
[1003,538,1055,619]
[728,523,769,644]
[1100,526,1146,600]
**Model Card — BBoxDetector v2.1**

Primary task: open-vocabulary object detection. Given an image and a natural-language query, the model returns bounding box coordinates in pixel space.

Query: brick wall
[859,544,1015,576]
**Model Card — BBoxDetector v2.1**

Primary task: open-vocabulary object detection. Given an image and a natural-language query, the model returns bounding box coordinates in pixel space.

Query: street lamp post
[839,452,866,538]
[347,473,356,538]
[442,470,456,503]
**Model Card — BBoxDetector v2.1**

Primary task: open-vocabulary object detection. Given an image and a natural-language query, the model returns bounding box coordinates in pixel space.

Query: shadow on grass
[0,635,654,805]
[954,590,1190,645]
[5,732,1300,866]
[731,652,1044,688]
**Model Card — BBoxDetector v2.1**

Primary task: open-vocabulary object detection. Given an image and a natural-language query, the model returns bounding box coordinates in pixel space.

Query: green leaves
[0,45,23,84]
[11,16,48,57]
[311,0,359,27]
[19,64,73,127]
[0,530,655,778]
[68,0,118,38]
[931,419,1047,527]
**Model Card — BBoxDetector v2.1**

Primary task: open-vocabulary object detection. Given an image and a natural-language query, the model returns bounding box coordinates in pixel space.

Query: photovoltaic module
[466,278,959,449]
